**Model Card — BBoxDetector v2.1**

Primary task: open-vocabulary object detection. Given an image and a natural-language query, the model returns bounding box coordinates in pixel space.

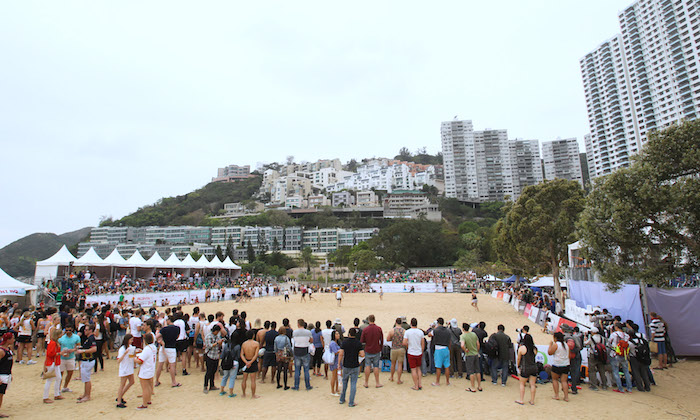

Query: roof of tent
[527,277,567,288]
[208,256,224,269]
[181,254,199,268]
[195,255,210,269]
[502,275,528,283]
[36,245,76,266]
[0,267,38,290]
[102,249,127,265]
[222,257,241,270]
[147,252,166,267]
[163,253,184,267]
[124,250,149,267]
[75,247,107,267]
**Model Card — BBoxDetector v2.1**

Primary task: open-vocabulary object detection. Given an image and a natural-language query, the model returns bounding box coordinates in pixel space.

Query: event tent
[34,246,242,284]
[527,277,567,288]
[502,275,528,283]
[34,245,77,284]
[0,267,38,296]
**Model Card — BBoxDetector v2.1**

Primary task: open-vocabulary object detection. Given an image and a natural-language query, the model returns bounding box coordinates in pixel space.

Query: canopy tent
[163,253,185,268]
[124,250,150,268]
[0,267,38,296]
[34,245,77,284]
[527,277,567,288]
[75,247,108,267]
[482,275,502,281]
[102,249,126,265]
[146,252,167,268]
[502,275,528,283]
[222,257,241,270]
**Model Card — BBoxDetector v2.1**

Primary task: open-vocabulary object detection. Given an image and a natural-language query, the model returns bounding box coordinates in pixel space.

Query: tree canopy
[578,120,700,288]
[495,179,585,299]
[369,219,460,268]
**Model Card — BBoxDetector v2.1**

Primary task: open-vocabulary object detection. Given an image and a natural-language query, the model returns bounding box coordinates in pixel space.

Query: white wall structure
[581,0,700,179]
[542,138,585,186]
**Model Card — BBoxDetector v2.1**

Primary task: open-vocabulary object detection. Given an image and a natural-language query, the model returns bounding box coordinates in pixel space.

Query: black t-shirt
[472,327,487,345]
[160,325,179,348]
[264,330,279,351]
[81,335,97,361]
[432,326,451,347]
[341,337,362,369]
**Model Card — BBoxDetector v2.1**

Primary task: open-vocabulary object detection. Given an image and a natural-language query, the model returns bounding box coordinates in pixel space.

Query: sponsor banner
[85,288,243,306]
[513,344,588,370]
[370,283,454,293]
[524,304,532,319]
[564,299,594,328]
[528,306,539,323]
[512,298,520,310]
[0,288,26,296]
[502,293,511,303]
[491,290,498,298]
[496,291,504,299]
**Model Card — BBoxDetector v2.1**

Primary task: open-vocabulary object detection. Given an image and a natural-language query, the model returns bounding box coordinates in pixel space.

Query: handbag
[649,341,658,354]
[42,369,56,380]
[322,348,334,364]
[308,343,316,356]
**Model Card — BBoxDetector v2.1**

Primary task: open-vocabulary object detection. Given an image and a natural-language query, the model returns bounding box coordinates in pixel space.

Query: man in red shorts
[403,318,425,391]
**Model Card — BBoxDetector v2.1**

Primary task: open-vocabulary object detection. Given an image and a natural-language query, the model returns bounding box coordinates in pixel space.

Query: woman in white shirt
[116,333,136,408]
[17,312,36,364]
[547,332,570,402]
[135,333,156,410]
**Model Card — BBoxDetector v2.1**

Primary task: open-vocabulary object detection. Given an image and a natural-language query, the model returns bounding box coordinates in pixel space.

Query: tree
[496,179,585,299]
[225,235,235,260]
[301,246,314,273]
[578,120,700,288]
[215,245,224,261]
[190,251,203,261]
[246,240,255,263]
[396,147,412,161]
[272,237,280,252]
[370,219,460,268]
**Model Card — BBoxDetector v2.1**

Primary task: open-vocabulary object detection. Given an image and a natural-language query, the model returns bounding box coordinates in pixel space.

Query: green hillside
[103,176,262,227]
[0,227,92,278]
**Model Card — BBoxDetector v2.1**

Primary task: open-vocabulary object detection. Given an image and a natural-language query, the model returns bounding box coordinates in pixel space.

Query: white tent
[147,252,167,268]
[163,253,184,268]
[0,267,38,296]
[196,255,210,270]
[527,277,567,288]
[34,245,77,284]
[125,250,150,268]
[102,249,126,265]
[181,254,198,269]
[209,256,225,270]
[75,247,107,267]
[222,256,241,270]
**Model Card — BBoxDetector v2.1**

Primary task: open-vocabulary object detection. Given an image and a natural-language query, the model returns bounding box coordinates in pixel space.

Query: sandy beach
[4,292,699,419]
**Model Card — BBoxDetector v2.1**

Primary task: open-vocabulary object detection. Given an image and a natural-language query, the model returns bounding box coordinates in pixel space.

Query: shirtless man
[240,330,261,399]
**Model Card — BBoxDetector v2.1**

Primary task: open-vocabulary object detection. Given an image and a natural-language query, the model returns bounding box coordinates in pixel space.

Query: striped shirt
[649,318,666,342]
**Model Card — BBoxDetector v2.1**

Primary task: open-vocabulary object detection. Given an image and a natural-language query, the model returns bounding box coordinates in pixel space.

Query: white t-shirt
[129,317,143,338]
[404,328,424,356]
[321,328,333,350]
[336,290,342,300]
[137,344,156,379]
[118,345,135,377]
[292,328,312,348]
[174,319,187,341]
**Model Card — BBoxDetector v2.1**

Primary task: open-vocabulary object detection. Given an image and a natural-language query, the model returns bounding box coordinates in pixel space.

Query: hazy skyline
[0,1,633,248]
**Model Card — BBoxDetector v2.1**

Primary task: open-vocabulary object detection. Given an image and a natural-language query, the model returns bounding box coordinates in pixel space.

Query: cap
[334,318,342,324]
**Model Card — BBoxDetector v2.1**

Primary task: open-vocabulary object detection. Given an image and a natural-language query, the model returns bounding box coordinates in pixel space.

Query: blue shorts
[434,347,450,369]
[656,341,667,355]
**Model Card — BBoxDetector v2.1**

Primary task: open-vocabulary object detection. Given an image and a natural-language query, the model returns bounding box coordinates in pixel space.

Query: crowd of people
[0,285,673,415]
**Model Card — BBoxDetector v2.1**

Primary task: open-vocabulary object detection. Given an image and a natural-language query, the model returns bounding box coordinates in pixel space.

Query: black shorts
[552,365,570,375]
[0,383,6,394]
[187,337,194,347]
[263,351,276,368]
[244,360,258,373]
[520,365,538,378]
[176,340,188,354]
[17,335,31,344]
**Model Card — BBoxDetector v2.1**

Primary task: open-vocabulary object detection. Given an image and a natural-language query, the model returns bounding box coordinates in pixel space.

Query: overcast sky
[0,1,633,248]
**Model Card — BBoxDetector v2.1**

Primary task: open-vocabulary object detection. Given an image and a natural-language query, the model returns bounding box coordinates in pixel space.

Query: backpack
[593,340,608,364]
[566,338,577,360]
[633,336,652,366]
[484,336,499,359]
[614,333,630,358]
[220,343,235,370]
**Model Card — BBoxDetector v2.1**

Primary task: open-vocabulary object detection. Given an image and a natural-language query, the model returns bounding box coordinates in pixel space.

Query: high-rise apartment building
[441,119,542,202]
[542,138,584,186]
[581,0,700,179]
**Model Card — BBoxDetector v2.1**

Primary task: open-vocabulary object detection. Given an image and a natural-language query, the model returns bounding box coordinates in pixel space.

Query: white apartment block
[356,190,379,207]
[383,190,442,222]
[331,191,355,207]
[442,119,542,202]
[212,164,251,182]
[542,138,585,186]
[581,0,700,179]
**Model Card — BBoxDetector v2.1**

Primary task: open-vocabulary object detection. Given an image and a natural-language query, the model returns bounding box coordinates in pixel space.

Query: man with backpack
[584,327,610,391]
[628,323,652,392]
[487,324,512,386]
[608,322,633,393]
[562,325,583,395]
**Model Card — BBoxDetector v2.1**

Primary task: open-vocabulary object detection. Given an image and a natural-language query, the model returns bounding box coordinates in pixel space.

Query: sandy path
[4,292,698,419]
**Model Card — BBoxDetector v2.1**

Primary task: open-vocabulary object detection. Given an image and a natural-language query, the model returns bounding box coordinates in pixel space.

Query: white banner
[85,288,243,306]
[370,282,454,293]
[514,344,588,369]
[528,306,540,323]
[0,288,26,296]
[502,293,511,303]
[491,290,498,298]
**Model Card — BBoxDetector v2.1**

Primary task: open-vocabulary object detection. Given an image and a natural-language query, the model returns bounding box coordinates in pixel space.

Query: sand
[5,292,699,419]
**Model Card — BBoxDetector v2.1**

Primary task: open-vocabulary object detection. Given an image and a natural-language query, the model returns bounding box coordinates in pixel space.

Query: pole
[639,281,651,338]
